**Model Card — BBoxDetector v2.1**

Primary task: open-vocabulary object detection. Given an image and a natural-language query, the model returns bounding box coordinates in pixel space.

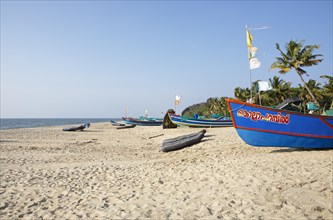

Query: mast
[246,25,253,102]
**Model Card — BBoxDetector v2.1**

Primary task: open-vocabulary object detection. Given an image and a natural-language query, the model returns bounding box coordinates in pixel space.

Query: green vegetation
[182,75,333,117]
[234,75,332,113]
[181,97,230,117]
[182,75,332,117]
[271,40,323,107]
[182,40,332,117]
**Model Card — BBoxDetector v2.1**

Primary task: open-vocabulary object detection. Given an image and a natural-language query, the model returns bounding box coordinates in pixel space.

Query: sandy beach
[0,122,332,219]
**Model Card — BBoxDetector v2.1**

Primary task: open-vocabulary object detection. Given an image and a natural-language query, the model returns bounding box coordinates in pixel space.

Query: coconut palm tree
[269,76,292,104]
[270,40,323,108]
[296,79,322,112]
[218,97,230,116]
[207,97,219,115]
[234,87,253,102]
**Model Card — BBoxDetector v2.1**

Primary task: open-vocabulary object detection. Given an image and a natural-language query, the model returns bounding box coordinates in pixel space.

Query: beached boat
[161,129,206,152]
[110,120,125,126]
[226,99,333,149]
[116,124,136,129]
[62,123,90,132]
[168,114,233,128]
[122,117,163,126]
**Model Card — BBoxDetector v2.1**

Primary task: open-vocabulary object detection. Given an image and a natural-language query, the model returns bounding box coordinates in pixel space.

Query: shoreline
[0,118,122,131]
[1,123,332,219]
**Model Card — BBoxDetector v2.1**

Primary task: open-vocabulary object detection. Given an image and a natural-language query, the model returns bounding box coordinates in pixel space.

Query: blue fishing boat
[226,99,333,149]
[169,114,233,128]
[122,117,163,126]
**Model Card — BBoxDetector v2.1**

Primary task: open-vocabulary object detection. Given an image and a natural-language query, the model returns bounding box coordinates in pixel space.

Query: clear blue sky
[1,0,332,118]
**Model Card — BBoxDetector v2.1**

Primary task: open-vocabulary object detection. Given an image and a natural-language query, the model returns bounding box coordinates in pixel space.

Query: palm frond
[300,59,323,67]
[278,67,291,74]
[296,67,307,75]
[275,43,290,60]
[270,61,289,71]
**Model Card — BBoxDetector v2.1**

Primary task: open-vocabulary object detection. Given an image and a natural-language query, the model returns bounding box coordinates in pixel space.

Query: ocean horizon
[0,118,121,130]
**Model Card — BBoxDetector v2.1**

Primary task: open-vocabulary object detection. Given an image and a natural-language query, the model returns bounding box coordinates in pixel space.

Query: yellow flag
[246,28,252,48]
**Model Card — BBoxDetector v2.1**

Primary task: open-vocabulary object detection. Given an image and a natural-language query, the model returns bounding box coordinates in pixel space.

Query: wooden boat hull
[169,114,233,127]
[226,99,333,149]
[62,123,90,132]
[161,130,206,152]
[116,124,136,129]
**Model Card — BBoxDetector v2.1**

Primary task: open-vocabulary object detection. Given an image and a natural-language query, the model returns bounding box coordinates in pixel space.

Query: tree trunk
[297,71,320,109]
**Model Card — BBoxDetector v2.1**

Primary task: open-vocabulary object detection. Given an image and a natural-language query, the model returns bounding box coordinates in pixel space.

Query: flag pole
[246,25,253,103]
[174,95,180,114]
[249,66,253,103]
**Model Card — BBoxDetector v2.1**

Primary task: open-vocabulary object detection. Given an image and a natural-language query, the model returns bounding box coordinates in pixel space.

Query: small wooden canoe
[116,124,136,129]
[161,129,206,152]
[63,123,90,131]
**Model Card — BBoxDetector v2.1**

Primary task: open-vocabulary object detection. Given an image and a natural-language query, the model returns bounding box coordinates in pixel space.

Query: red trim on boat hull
[235,125,333,139]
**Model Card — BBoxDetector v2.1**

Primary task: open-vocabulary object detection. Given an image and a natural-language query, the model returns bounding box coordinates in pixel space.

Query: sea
[0,118,121,130]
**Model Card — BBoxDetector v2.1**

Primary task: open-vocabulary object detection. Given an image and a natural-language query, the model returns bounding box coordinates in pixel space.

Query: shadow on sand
[270,148,333,153]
